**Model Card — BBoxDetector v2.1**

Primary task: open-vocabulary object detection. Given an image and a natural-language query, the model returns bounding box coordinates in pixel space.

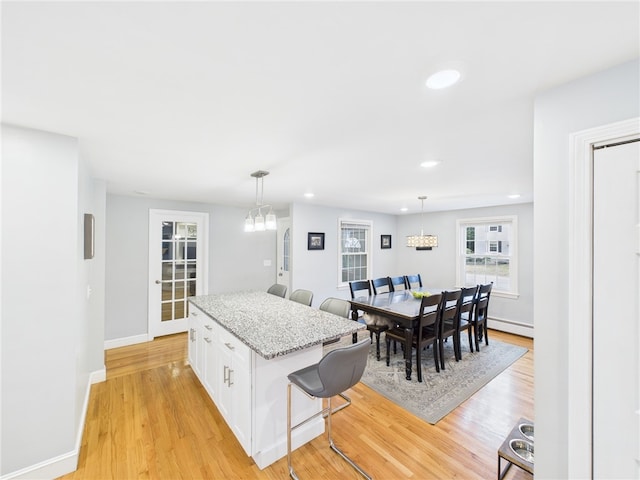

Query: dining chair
[349,280,388,361]
[289,289,313,307]
[371,277,392,295]
[457,285,479,359]
[388,275,408,291]
[267,283,287,298]
[405,274,423,289]
[437,289,463,369]
[471,283,493,351]
[287,338,372,480]
[384,293,443,383]
[319,297,350,346]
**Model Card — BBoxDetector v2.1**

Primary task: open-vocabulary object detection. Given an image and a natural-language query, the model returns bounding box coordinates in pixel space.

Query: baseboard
[0,366,105,480]
[488,316,534,338]
[104,333,150,350]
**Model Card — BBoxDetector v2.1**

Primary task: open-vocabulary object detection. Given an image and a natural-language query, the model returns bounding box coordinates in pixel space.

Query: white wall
[1,124,104,477]
[290,202,397,306]
[105,195,277,341]
[533,59,639,479]
[397,203,534,331]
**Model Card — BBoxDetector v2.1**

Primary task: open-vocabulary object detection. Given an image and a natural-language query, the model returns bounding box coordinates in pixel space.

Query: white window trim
[337,218,373,288]
[455,215,519,299]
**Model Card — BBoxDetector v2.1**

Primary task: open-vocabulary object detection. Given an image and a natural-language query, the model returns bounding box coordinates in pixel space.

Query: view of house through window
[457,216,518,296]
[339,220,372,285]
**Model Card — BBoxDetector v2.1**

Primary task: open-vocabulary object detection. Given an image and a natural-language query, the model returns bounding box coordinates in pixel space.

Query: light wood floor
[59,330,533,479]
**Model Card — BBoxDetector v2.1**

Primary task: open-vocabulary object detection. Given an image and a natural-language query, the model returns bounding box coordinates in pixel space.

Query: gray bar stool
[286,338,372,480]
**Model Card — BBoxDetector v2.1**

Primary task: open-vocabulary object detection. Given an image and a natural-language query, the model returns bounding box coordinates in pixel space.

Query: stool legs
[287,383,372,480]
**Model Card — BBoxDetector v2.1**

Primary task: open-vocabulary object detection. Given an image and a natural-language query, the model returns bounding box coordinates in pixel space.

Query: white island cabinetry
[187,291,364,470]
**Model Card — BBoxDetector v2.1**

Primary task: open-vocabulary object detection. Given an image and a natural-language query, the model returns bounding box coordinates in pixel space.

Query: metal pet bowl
[509,439,534,464]
[518,423,534,442]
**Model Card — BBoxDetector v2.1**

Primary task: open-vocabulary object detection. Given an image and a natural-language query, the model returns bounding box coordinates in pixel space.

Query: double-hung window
[456,216,518,298]
[338,219,372,286]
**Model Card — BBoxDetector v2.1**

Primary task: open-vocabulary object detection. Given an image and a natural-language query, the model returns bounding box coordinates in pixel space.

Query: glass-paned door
[149,210,208,338]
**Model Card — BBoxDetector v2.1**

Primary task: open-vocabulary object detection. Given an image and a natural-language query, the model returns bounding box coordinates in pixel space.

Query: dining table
[350,287,440,381]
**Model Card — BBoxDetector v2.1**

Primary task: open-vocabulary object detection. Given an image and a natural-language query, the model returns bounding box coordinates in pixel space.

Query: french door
[148,210,208,339]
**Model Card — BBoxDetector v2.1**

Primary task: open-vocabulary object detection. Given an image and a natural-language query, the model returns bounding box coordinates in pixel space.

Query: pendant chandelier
[244,170,277,232]
[406,196,438,250]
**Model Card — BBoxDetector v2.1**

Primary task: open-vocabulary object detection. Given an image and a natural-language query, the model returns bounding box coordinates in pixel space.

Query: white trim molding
[487,316,533,338]
[104,333,151,350]
[0,366,105,480]
[567,117,640,480]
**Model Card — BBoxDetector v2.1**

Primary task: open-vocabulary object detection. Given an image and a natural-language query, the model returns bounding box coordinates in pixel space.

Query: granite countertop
[189,291,365,360]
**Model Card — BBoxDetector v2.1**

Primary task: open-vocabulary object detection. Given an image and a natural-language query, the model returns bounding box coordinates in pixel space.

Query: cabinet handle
[191,311,198,316]
[224,342,235,351]
[228,368,234,386]
[189,328,195,342]
[204,337,212,343]
[223,365,229,384]
[204,324,212,331]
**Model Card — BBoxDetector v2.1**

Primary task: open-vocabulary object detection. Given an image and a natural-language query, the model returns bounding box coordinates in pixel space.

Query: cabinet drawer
[218,328,251,369]
[189,304,205,319]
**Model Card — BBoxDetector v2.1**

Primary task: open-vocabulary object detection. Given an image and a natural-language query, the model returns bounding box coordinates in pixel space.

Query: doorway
[148,209,209,339]
[276,217,291,294]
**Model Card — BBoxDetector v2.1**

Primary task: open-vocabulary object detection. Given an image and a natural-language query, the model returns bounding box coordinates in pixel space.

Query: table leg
[404,326,412,380]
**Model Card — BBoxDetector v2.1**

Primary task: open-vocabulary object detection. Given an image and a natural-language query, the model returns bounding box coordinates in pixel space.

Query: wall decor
[307,232,325,250]
[381,234,392,249]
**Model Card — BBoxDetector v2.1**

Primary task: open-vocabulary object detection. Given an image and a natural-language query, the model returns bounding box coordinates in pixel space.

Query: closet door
[593,139,639,479]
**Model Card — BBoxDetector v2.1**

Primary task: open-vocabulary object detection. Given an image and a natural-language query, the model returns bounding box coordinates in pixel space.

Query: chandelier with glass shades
[244,170,277,232]
[406,196,438,250]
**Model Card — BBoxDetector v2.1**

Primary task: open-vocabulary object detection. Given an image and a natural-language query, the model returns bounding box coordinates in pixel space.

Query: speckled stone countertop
[189,291,365,360]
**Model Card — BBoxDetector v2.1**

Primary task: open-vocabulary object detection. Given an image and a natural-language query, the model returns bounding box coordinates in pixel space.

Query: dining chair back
[457,285,479,358]
[289,289,314,306]
[267,283,287,298]
[348,280,371,299]
[350,279,387,361]
[405,274,423,289]
[385,293,443,382]
[319,297,351,347]
[371,277,392,295]
[472,283,493,351]
[437,289,463,369]
[388,276,408,291]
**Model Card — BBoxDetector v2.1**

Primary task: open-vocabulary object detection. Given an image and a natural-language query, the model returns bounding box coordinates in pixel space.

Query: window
[456,216,518,298]
[283,228,290,272]
[338,219,372,286]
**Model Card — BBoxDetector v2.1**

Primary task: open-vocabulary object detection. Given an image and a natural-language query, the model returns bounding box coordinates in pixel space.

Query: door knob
[155,280,161,284]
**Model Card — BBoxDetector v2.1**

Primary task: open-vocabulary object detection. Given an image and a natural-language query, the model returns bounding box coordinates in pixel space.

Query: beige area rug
[325,330,527,424]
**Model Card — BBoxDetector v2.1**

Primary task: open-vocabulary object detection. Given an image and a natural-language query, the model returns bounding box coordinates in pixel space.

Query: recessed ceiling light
[400,207,408,212]
[508,194,521,199]
[304,192,314,198]
[426,69,461,89]
[134,190,149,195]
[420,160,440,168]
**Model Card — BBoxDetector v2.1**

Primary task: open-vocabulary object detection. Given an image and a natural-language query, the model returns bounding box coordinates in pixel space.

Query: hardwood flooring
[59,330,533,479]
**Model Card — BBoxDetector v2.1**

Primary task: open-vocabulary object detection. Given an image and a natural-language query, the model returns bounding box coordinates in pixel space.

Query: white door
[593,139,639,479]
[148,209,208,339]
[276,217,291,292]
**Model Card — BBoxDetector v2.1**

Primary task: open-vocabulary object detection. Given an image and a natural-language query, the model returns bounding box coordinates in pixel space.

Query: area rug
[325,331,527,424]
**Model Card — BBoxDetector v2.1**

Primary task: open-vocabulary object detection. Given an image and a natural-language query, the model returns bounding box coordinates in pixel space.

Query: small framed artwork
[308,232,325,250]
[381,234,392,249]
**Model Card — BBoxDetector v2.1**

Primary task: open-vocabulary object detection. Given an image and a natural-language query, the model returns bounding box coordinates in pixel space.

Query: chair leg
[484,323,489,346]
[287,383,298,480]
[439,339,445,370]
[375,332,381,361]
[416,344,423,383]
[453,334,461,361]
[467,328,474,353]
[385,336,391,366]
[433,341,440,373]
[326,397,373,480]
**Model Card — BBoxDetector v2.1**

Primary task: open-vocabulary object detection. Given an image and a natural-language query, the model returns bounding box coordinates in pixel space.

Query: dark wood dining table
[350,288,439,381]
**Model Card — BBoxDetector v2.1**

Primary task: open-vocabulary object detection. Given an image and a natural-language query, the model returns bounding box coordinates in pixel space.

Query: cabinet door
[202,320,217,398]
[229,360,252,454]
[216,342,233,420]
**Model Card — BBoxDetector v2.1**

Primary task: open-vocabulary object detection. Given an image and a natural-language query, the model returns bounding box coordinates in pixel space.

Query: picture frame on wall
[307,232,325,250]
[381,234,392,249]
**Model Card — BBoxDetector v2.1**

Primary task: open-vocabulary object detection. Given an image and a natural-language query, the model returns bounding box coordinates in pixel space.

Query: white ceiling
[2,1,639,214]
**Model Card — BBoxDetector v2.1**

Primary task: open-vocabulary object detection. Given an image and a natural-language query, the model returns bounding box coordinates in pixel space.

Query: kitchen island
[187,291,365,469]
